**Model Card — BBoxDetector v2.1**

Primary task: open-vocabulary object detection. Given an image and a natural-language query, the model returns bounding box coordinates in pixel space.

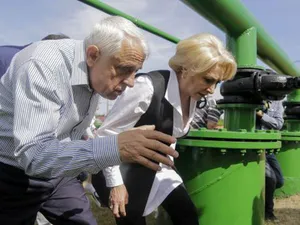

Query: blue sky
[1,0,299,114]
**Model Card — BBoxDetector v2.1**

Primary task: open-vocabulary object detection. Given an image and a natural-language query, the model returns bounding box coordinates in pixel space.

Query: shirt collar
[165,70,197,118]
[71,41,93,92]
[165,70,181,114]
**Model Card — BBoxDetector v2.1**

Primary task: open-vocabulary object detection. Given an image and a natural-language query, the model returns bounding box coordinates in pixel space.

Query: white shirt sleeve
[97,75,154,187]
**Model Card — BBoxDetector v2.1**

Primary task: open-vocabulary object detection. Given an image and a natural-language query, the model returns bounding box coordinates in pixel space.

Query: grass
[90,194,300,225]
[89,195,156,225]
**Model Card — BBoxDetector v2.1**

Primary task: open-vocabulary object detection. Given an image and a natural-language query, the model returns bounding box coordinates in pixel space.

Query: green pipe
[223,28,259,132]
[276,143,300,196]
[181,0,300,76]
[227,26,259,69]
[286,121,300,132]
[77,0,180,44]
[177,148,265,225]
[288,90,300,102]
[276,133,300,197]
[222,104,258,132]
[174,129,280,225]
[235,27,257,67]
[227,27,257,68]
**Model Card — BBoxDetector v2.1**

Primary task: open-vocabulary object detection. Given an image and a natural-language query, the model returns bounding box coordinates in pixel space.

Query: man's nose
[124,74,135,88]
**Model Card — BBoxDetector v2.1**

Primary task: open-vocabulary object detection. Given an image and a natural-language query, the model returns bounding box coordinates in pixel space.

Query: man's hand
[207,121,218,130]
[109,184,128,218]
[118,126,178,171]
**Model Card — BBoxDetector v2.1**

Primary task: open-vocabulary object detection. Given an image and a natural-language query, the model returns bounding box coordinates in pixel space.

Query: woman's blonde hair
[169,33,237,81]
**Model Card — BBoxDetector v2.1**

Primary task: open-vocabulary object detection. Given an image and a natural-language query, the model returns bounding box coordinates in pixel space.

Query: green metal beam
[77,0,180,44]
[228,27,257,68]
[181,0,300,76]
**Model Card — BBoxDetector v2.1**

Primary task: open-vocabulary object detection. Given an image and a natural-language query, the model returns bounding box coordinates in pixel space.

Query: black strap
[135,70,173,135]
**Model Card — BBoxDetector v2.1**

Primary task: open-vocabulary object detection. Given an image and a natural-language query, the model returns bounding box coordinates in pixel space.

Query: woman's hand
[109,184,129,218]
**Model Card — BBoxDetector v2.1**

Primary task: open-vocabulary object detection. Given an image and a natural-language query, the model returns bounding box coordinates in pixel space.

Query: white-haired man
[0,16,177,224]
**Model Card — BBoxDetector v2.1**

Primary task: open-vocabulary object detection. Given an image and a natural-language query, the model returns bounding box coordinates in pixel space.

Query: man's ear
[86,45,101,67]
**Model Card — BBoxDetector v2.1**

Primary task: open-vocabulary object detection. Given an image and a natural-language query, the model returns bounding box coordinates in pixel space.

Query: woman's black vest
[93,70,174,216]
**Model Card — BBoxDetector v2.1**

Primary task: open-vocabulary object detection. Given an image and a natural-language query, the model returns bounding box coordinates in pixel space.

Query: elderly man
[0,16,177,225]
[0,33,71,225]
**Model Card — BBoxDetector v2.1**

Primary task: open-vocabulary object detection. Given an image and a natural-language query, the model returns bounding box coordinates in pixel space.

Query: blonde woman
[93,33,237,225]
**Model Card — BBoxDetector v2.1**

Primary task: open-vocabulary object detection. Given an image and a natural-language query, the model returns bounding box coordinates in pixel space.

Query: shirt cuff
[93,135,121,170]
[103,166,124,187]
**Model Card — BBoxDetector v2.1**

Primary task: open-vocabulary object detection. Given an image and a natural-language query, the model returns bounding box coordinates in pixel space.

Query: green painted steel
[230,27,257,67]
[77,0,180,44]
[277,121,300,196]
[181,0,300,76]
[178,129,281,150]
[287,90,300,102]
[281,131,300,141]
[178,139,281,149]
[188,129,281,140]
[285,120,300,132]
[220,104,260,132]
[281,131,300,137]
[281,136,300,141]
[175,144,265,225]
[174,130,281,225]
[276,140,300,196]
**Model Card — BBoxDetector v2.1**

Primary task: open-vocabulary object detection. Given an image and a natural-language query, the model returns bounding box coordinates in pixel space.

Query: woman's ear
[86,45,101,67]
[181,67,188,79]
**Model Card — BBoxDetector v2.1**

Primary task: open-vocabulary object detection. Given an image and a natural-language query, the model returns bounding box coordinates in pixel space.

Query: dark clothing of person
[256,101,284,219]
[0,45,29,77]
[265,154,284,217]
[256,101,284,130]
[0,162,96,225]
[266,154,284,189]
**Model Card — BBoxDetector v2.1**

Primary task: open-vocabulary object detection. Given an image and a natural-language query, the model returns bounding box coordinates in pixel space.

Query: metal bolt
[220,149,227,155]
[268,149,274,154]
[240,149,247,156]
[256,149,263,155]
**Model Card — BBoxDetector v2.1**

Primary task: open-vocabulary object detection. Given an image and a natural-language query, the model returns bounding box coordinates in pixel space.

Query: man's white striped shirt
[0,39,121,178]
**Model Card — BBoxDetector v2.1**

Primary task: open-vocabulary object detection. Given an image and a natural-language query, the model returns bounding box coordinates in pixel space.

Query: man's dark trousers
[265,154,284,216]
[0,162,97,225]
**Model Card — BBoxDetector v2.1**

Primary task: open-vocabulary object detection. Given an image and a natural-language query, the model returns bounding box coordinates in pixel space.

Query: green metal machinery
[176,129,280,225]
[77,0,300,224]
[176,0,300,224]
[180,0,300,201]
